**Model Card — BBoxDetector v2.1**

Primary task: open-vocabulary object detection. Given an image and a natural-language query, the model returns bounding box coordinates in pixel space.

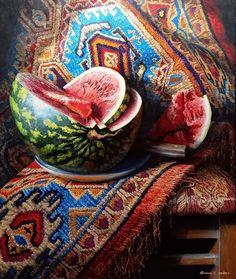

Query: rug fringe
[82,164,195,279]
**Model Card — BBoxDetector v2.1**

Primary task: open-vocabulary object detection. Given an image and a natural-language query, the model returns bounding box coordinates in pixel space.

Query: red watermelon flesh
[18,73,97,128]
[64,67,126,126]
[18,68,142,132]
[148,90,212,149]
[17,67,127,129]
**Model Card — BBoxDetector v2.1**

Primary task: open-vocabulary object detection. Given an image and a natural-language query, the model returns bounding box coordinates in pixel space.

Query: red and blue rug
[0,0,234,186]
[0,1,235,278]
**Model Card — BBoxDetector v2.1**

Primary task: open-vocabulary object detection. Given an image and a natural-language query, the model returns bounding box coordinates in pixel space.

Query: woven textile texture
[0,0,235,186]
[167,121,236,215]
[168,164,235,215]
[168,121,236,215]
[0,122,235,279]
[0,0,235,278]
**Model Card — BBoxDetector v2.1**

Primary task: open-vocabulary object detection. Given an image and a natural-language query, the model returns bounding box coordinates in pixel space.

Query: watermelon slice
[17,73,97,128]
[148,90,212,149]
[64,67,126,128]
[17,67,142,132]
[107,88,142,132]
[10,71,143,173]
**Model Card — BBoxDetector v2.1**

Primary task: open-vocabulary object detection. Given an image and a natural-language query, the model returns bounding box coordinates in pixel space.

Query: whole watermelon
[9,70,142,173]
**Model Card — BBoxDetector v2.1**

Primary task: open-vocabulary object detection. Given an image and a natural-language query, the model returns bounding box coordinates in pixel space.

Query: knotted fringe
[82,122,235,279]
[82,164,195,279]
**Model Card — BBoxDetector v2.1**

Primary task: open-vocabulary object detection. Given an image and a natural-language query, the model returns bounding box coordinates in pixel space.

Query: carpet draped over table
[0,0,235,278]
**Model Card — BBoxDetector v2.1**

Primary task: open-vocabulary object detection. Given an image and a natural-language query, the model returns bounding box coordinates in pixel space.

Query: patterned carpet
[0,122,235,278]
[0,0,235,278]
[0,0,235,186]
[169,164,235,215]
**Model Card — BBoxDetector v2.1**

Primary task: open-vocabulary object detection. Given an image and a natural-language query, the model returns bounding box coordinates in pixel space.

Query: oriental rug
[0,0,235,186]
[0,122,235,279]
[0,1,235,278]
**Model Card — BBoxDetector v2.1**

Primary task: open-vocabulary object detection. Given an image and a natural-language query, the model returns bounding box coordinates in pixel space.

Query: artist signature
[200,271,230,275]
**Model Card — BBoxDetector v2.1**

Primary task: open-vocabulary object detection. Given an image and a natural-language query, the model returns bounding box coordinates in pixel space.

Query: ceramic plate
[35,150,151,182]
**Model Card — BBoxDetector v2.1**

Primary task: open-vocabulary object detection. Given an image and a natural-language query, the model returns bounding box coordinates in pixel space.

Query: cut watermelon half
[148,90,212,149]
[17,67,142,132]
[17,73,98,128]
[64,67,126,128]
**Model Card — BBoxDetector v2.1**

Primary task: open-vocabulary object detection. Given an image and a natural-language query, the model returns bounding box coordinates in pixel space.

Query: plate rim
[35,152,151,182]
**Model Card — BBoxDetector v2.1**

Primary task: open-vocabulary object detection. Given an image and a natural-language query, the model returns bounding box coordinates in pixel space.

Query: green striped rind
[106,90,130,125]
[9,78,141,172]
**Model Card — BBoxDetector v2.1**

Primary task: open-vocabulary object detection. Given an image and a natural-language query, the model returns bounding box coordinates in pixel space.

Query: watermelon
[148,90,212,149]
[64,66,127,128]
[9,68,142,173]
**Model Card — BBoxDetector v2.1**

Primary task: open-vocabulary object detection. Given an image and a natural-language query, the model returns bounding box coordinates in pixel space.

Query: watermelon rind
[107,88,142,132]
[189,94,212,149]
[106,90,130,126]
[147,90,212,150]
[93,90,131,130]
[9,75,142,173]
